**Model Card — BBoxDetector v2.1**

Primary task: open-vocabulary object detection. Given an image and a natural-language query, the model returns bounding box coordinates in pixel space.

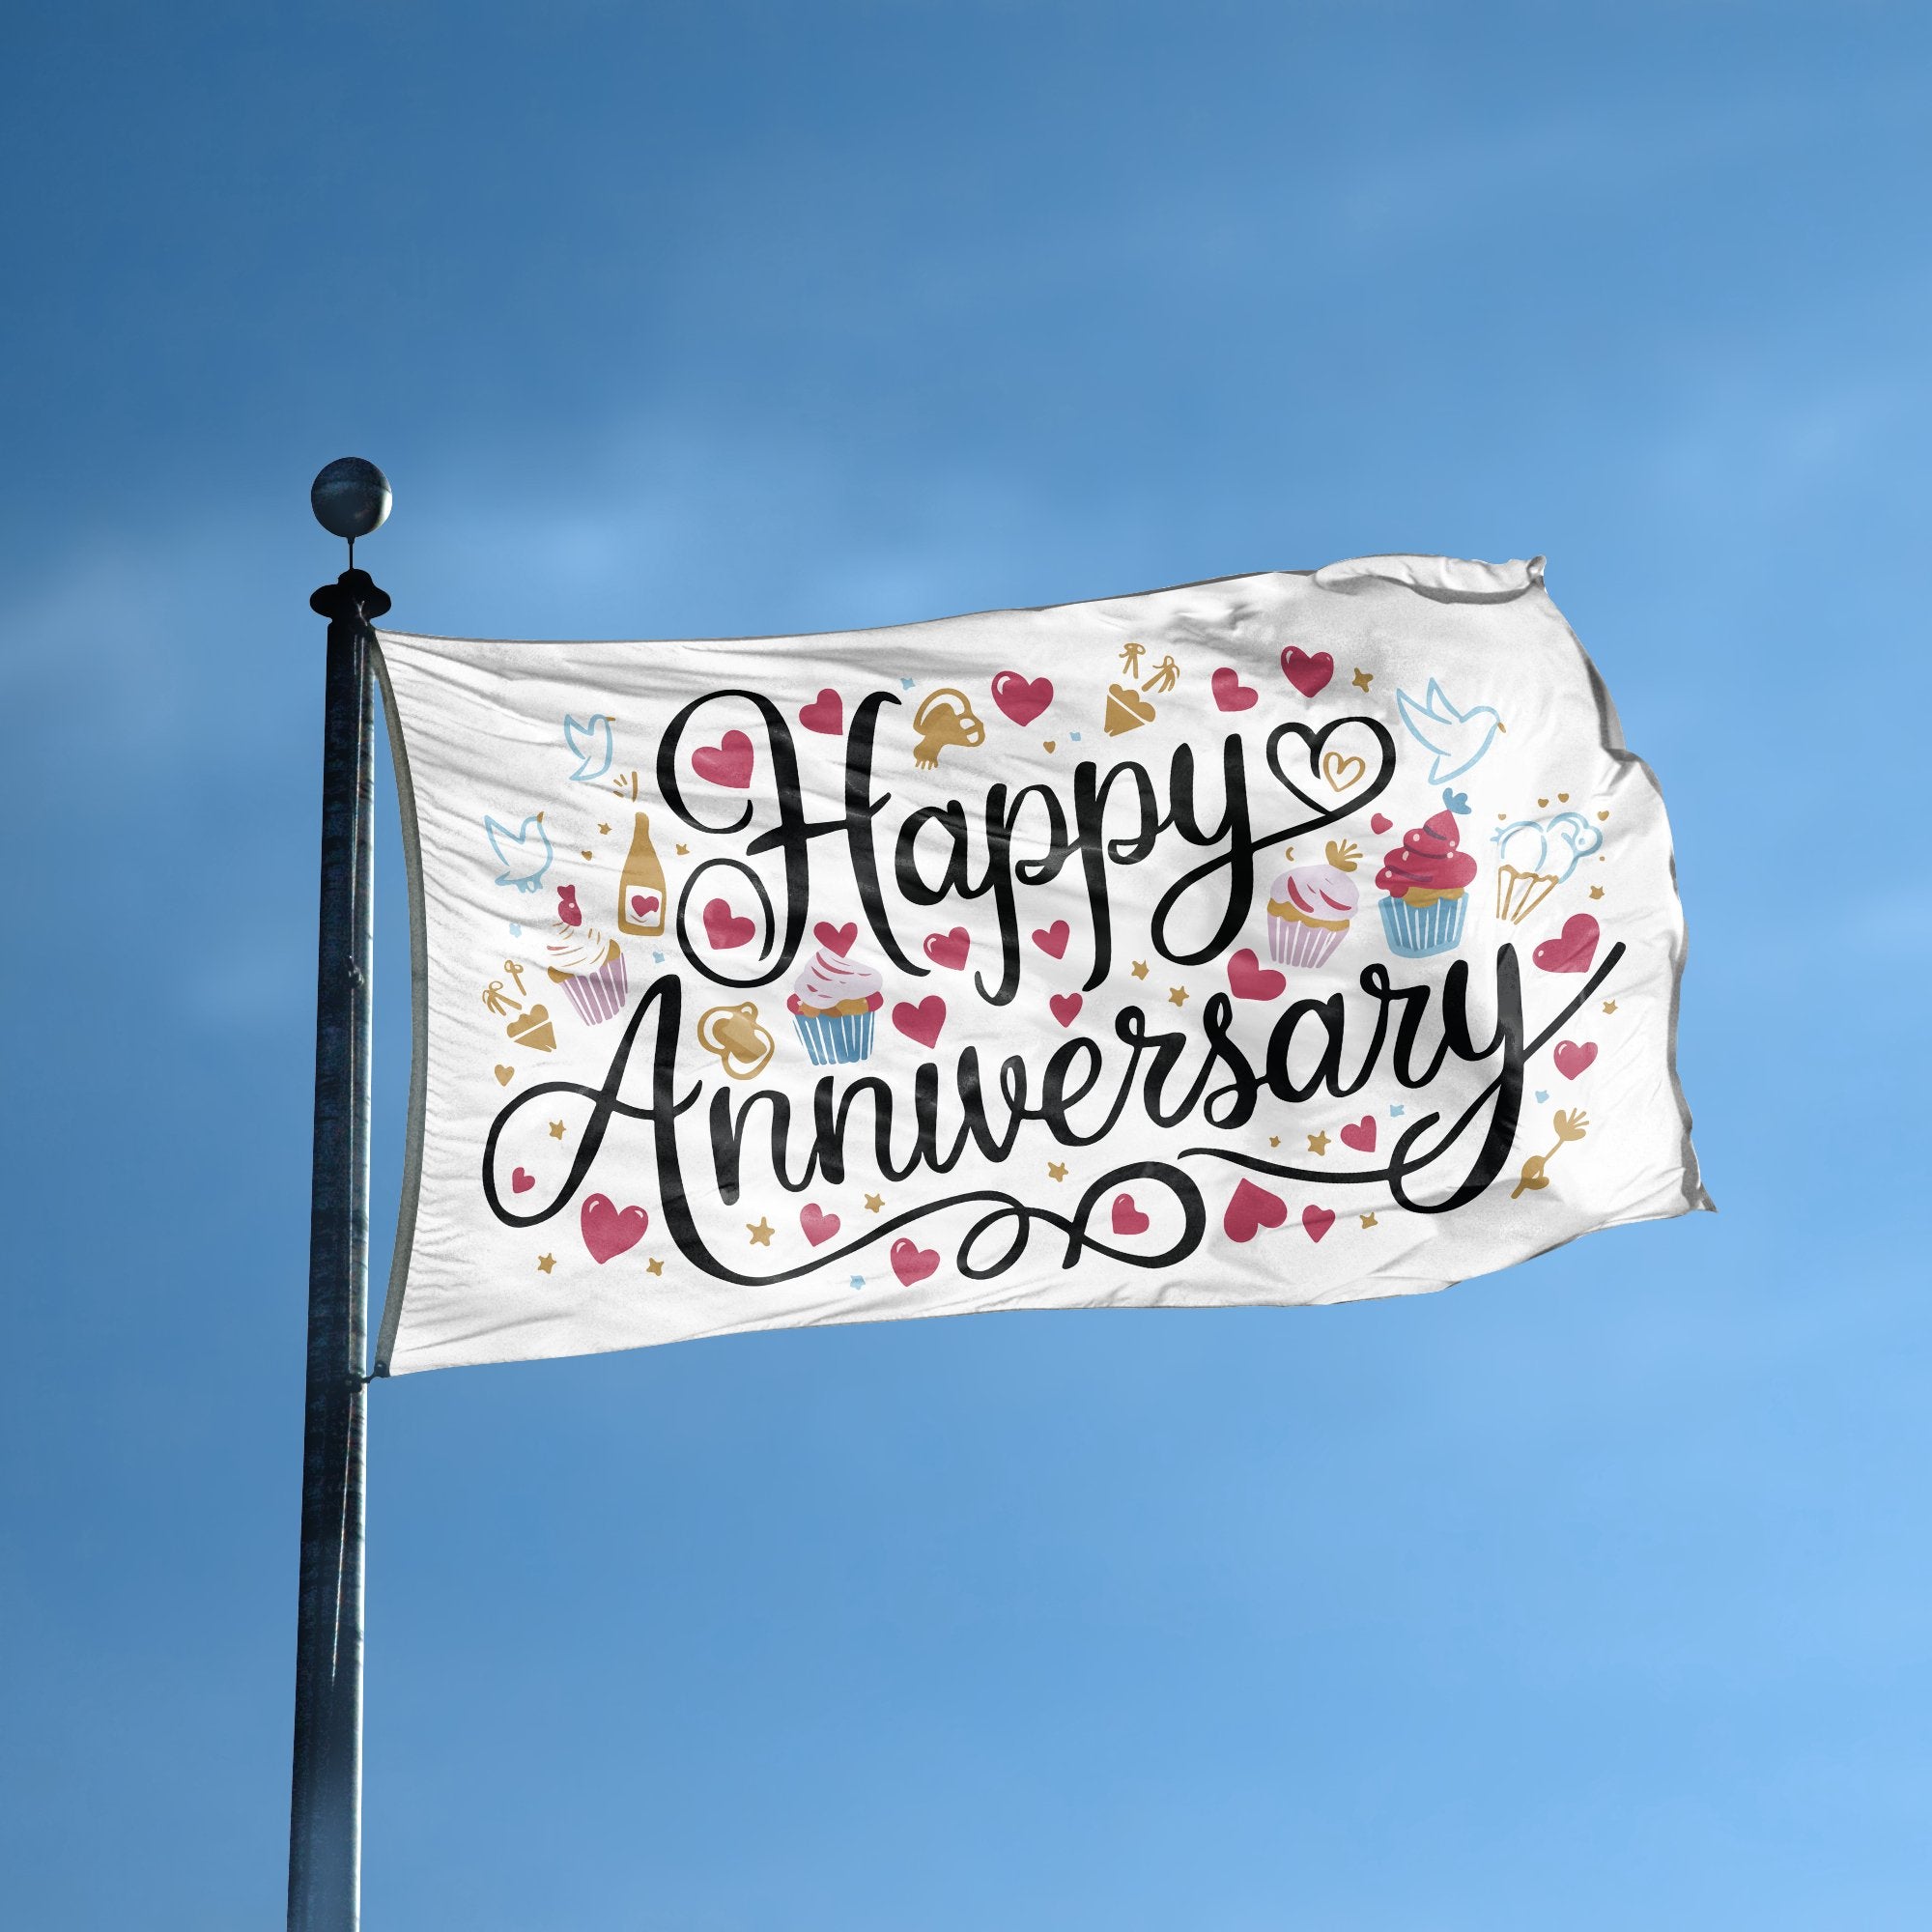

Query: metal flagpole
[290,459,391,1932]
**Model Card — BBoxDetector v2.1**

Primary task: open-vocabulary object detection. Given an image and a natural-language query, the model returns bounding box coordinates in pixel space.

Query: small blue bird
[483,811,553,894]
[564,714,613,783]
[1395,679,1505,783]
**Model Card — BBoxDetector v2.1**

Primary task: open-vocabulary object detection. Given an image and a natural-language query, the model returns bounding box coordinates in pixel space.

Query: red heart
[1049,992,1083,1027]
[511,1166,536,1194]
[891,1238,940,1286]
[799,689,843,734]
[692,728,754,788]
[1370,812,1393,835]
[1281,647,1334,697]
[630,893,660,921]
[1301,1204,1336,1243]
[1553,1039,1599,1080]
[1111,1193,1151,1236]
[1339,1116,1377,1153]
[1532,914,1601,974]
[892,996,947,1049]
[923,926,970,970]
[800,1203,841,1246]
[813,920,857,955]
[1224,1177,1289,1243]
[1211,666,1258,712]
[702,897,755,950]
[582,1193,649,1264]
[991,669,1053,725]
[1227,948,1286,1001]
[1032,920,1070,959]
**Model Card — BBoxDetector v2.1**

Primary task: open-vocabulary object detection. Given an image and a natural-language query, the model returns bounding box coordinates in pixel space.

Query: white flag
[373,554,1708,1376]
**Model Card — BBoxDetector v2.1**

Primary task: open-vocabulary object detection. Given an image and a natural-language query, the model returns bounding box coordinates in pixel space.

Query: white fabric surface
[373,556,1707,1375]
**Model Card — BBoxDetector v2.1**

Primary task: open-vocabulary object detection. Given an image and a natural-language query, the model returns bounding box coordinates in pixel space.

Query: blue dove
[483,811,553,893]
[1395,679,1506,783]
[564,713,613,782]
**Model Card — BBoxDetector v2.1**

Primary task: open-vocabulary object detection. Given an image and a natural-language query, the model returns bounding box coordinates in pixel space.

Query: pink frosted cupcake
[786,944,885,1065]
[1266,840,1361,967]
[1376,805,1477,957]
[544,883,628,1024]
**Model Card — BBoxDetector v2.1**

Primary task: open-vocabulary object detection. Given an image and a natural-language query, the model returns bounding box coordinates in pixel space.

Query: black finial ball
[310,457,392,541]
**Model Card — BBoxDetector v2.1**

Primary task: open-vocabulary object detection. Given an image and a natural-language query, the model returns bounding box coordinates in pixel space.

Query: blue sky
[3,3,1928,1924]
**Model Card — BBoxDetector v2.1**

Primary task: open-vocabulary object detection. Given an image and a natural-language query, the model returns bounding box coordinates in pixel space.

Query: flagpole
[290,460,391,1932]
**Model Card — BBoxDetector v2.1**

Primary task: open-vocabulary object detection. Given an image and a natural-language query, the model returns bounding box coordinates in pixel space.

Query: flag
[371,554,1708,1376]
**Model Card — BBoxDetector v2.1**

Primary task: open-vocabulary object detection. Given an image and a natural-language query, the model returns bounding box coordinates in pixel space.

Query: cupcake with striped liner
[1376,798,1476,957]
[1265,840,1361,968]
[544,883,629,1024]
[787,944,884,1065]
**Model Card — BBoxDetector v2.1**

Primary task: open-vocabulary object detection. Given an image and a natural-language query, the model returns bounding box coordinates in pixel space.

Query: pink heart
[702,897,755,950]
[1301,1204,1336,1243]
[692,728,754,788]
[1049,992,1083,1027]
[1339,1116,1377,1153]
[1370,812,1393,835]
[923,926,970,970]
[800,1203,841,1246]
[1227,948,1286,1001]
[1532,914,1601,974]
[1553,1039,1599,1081]
[1112,1192,1151,1236]
[813,920,857,956]
[991,669,1053,725]
[1211,666,1258,712]
[799,689,843,734]
[630,892,660,921]
[891,1237,940,1286]
[1281,647,1334,697]
[511,1166,536,1194]
[892,996,947,1049]
[582,1193,649,1264]
[1032,920,1070,959]
[1224,1177,1289,1243]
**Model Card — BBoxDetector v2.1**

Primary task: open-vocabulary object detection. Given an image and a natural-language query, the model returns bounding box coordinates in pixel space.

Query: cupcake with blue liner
[787,943,884,1065]
[1376,797,1476,957]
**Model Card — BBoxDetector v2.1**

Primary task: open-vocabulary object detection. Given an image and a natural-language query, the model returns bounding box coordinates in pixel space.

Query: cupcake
[787,944,884,1065]
[1376,803,1477,957]
[1266,840,1361,967]
[544,883,629,1024]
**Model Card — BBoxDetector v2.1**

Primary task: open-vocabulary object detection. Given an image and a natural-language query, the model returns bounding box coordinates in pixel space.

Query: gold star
[1588,885,1604,899]
[536,1253,555,1274]
[747,1217,774,1246]
[1359,1212,1378,1229]
[1169,985,1189,1007]
[1351,668,1373,693]
[548,1121,566,1140]
[1268,1135,1281,1148]
[865,1193,884,1213]
[675,842,690,856]
[1130,960,1149,980]
[1306,1131,1330,1155]
[1047,1161,1068,1181]
[1602,999,1618,1014]
[598,822,611,836]
[646,1257,664,1276]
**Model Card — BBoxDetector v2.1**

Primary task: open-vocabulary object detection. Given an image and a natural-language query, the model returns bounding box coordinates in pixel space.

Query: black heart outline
[1264,715,1397,838]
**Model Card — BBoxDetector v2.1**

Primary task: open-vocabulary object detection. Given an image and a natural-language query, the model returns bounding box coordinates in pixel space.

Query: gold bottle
[616,811,668,937]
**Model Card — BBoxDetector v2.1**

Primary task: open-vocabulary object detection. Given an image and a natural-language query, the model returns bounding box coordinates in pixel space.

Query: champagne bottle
[616,811,668,937]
